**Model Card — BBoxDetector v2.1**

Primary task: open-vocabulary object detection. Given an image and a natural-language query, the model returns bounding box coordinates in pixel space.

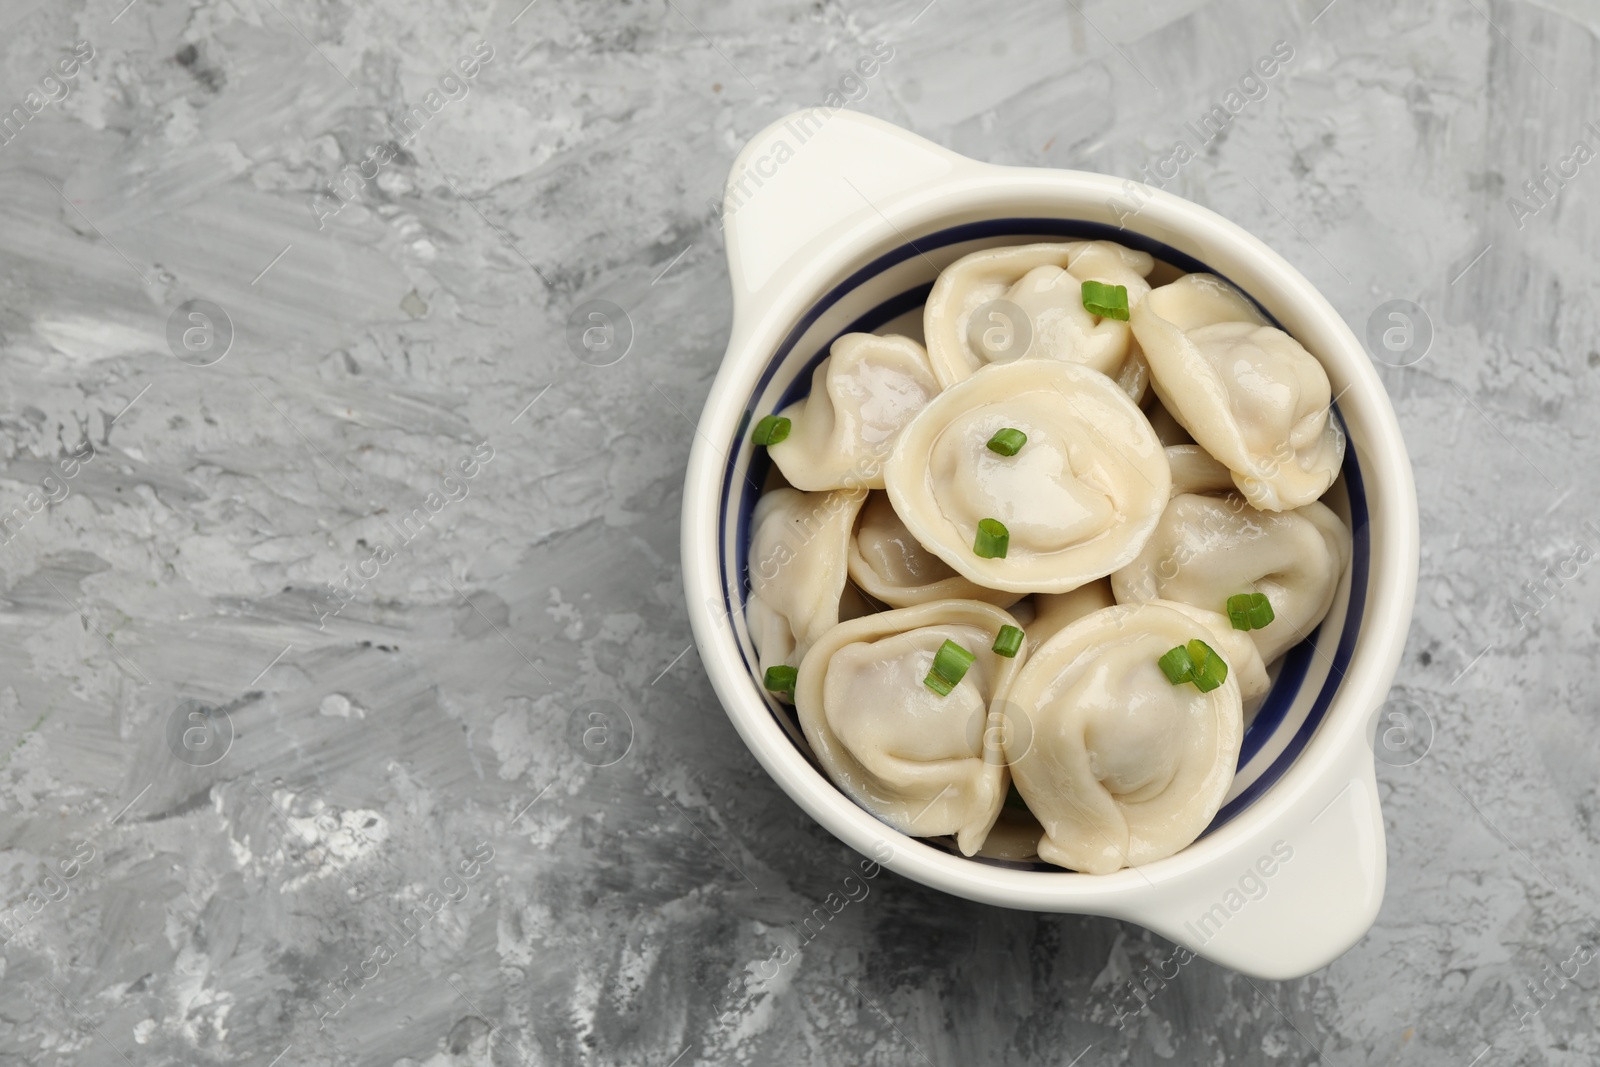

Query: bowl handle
[1130,737,1387,980]
[720,110,973,317]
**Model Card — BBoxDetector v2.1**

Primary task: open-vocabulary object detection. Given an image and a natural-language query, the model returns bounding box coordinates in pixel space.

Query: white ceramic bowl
[682,110,1418,980]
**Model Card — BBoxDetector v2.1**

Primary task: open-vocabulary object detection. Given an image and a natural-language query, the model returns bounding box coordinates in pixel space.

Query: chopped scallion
[1226,592,1276,631]
[1158,645,1196,685]
[763,664,797,694]
[986,427,1028,456]
[932,640,976,685]
[1081,280,1130,321]
[1159,640,1229,692]
[992,625,1024,658]
[974,518,1010,559]
[1186,639,1229,693]
[751,415,791,446]
[924,639,976,696]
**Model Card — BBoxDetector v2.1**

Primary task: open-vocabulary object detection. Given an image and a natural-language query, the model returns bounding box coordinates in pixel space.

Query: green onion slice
[763,664,797,693]
[1158,645,1196,685]
[973,518,1010,559]
[751,415,791,446]
[1226,592,1276,631]
[986,427,1028,456]
[992,625,1024,658]
[1186,639,1229,693]
[1081,280,1130,321]
[931,639,975,684]
[924,639,976,696]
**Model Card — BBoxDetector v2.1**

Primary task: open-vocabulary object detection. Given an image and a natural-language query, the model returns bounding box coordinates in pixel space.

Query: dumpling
[1133,274,1345,511]
[976,803,1046,862]
[1165,444,1235,497]
[1143,397,1194,446]
[1001,602,1245,874]
[767,333,941,491]
[1109,492,1351,664]
[885,361,1171,594]
[1020,579,1115,648]
[924,241,1156,398]
[848,491,1022,608]
[745,596,797,686]
[795,600,1025,855]
[747,487,868,689]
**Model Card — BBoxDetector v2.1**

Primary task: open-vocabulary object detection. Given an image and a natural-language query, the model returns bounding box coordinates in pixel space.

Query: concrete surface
[1,0,1598,1064]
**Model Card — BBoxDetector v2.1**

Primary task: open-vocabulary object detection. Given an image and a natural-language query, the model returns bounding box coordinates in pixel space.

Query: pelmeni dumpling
[1001,602,1245,874]
[768,333,941,491]
[795,600,1024,854]
[747,487,867,687]
[885,361,1171,594]
[1133,274,1344,511]
[924,241,1156,397]
[976,804,1046,862]
[848,492,1021,608]
[1144,398,1194,446]
[1021,579,1115,649]
[745,596,797,686]
[1110,493,1351,664]
[1165,444,1235,498]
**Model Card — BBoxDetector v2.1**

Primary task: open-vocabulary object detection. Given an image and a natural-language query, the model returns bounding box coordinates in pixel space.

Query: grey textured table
[1,0,1596,1064]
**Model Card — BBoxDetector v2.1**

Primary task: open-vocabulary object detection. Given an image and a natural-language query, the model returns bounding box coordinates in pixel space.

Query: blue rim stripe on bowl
[716,218,1369,868]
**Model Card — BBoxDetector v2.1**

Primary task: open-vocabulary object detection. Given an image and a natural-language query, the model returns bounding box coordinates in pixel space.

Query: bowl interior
[715,218,1369,872]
